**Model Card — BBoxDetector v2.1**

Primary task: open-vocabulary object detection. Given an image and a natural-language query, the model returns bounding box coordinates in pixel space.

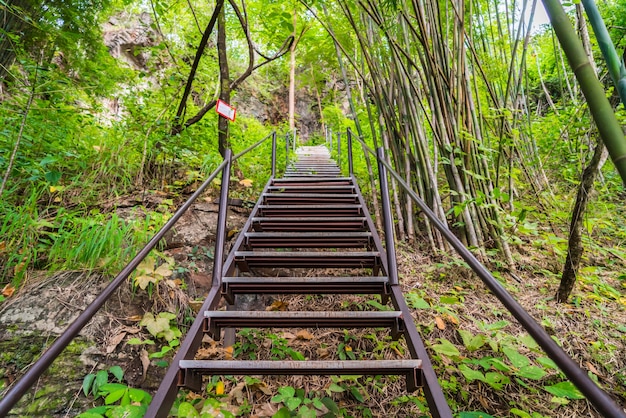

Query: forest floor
[0,189,625,417]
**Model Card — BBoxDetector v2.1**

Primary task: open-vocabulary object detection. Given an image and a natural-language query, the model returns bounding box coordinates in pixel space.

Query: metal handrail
[348,128,626,418]
[0,132,277,416]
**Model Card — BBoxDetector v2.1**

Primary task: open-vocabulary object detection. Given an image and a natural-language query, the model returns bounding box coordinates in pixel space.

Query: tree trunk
[288,8,297,131]
[557,139,608,302]
[217,5,230,158]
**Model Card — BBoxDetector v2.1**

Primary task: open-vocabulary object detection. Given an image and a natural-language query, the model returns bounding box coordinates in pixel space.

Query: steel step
[272,177,352,184]
[244,231,372,248]
[178,360,423,392]
[203,310,404,339]
[262,193,359,205]
[234,251,380,271]
[252,216,367,232]
[267,185,355,194]
[221,276,389,302]
[257,204,363,217]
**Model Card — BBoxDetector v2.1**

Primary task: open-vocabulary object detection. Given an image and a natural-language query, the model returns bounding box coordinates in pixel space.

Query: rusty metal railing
[347,128,626,418]
[0,131,278,416]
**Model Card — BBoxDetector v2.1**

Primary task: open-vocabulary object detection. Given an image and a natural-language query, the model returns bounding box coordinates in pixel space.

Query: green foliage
[79,366,151,418]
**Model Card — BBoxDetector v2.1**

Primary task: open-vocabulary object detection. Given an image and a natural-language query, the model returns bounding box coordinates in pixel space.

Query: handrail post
[337,132,341,171]
[271,132,277,178]
[347,129,354,176]
[285,132,290,168]
[213,148,232,286]
[376,147,399,286]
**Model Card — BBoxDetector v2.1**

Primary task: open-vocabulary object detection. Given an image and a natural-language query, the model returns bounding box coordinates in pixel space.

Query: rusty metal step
[234,251,380,271]
[221,276,388,302]
[251,216,367,232]
[267,185,355,194]
[244,231,372,248]
[178,360,423,392]
[272,177,352,184]
[257,204,363,217]
[203,311,404,339]
[262,193,359,205]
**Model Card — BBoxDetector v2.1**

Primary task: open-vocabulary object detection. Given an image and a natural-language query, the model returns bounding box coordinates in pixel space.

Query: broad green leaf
[83,373,96,396]
[406,293,430,309]
[126,337,144,345]
[543,381,585,399]
[94,370,108,395]
[312,397,325,410]
[350,386,364,402]
[177,402,200,417]
[108,405,146,418]
[440,296,460,304]
[45,171,62,184]
[518,366,547,380]
[431,338,461,358]
[298,405,316,418]
[458,329,473,348]
[76,413,106,418]
[502,346,530,368]
[480,320,510,332]
[328,383,345,393]
[459,365,485,382]
[519,335,539,350]
[510,408,532,418]
[109,365,123,381]
[484,372,510,390]
[104,388,127,405]
[321,397,340,413]
[129,388,151,403]
[285,396,302,411]
[459,412,496,418]
[272,407,291,418]
[536,357,558,370]
[279,386,295,398]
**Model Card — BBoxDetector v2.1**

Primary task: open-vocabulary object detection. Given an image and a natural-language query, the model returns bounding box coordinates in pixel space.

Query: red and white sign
[216,99,236,122]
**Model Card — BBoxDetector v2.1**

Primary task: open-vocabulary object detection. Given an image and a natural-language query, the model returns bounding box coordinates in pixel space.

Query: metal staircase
[146,145,452,417]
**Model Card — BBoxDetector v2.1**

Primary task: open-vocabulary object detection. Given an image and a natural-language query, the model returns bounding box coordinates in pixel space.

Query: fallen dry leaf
[224,346,234,360]
[445,313,459,325]
[239,178,253,187]
[229,382,246,404]
[435,316,446,330]
[0,241,5,253]
[140,349,150,382]
[296,330,314,340]
[317,347,330,358]
[282,332,297,340]
[106,332,127,354]
[266,300,289,311]
[2,284,16,298]
[258,402,278,416]
[126,314,144,322]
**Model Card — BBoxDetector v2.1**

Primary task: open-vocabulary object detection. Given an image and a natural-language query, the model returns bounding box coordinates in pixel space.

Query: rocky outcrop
[103,12,159,70]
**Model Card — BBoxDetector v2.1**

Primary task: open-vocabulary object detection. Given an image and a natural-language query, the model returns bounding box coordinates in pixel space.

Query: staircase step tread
[223,276,386,282]
[245,231,371,237]
[235,251,379,257]
[205,311,401,318]
[252,217,366,221]
[179,360,422,373]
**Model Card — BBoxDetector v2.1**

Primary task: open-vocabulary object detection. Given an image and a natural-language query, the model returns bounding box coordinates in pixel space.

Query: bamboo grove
[303,0,626,278]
